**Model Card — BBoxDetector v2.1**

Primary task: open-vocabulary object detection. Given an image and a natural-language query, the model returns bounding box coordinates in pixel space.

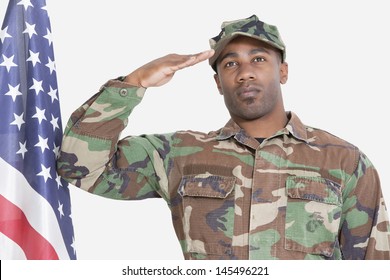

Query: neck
[234,110,288,138]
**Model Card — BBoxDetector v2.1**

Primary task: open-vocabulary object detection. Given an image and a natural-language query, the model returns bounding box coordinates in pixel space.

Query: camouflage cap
[209,15,286,70]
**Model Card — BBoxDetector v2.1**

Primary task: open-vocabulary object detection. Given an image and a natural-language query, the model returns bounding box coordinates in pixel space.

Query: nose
[237,63,256,83]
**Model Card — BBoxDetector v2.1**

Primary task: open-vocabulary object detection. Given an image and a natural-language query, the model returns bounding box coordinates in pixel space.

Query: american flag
[0,0,76,259]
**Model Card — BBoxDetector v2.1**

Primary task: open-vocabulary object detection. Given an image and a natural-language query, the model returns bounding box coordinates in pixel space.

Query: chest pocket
[285,176,342,259]
[178,174,236,259]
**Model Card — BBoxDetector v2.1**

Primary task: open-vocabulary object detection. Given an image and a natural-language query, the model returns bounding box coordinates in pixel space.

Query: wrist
[123,73,145,88]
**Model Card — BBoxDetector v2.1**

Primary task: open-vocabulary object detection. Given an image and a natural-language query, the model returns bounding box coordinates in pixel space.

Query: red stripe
[0,194,59,259]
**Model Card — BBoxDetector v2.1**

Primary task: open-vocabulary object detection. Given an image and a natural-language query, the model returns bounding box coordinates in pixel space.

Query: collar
[216,111,309,144]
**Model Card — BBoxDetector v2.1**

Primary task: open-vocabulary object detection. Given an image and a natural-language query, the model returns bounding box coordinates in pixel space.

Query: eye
[225,61,238,68]
[253,56,266,63]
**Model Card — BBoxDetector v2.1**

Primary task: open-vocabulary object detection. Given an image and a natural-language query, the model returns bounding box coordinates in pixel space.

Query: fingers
[191,49,215,64]
[125,49,215,88]
[172,49,215,71]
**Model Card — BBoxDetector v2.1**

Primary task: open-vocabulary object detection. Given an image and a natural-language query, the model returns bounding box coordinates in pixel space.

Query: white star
[58,202,64,218]
[53,143,60,159]
[32,107,47,124]
[34,135,49,153]
[0,26,12,43]
[50,114,59,131]
[47,86,58,102]
[17,0,34,10]
[55,173,63,188]
[29,78,43,95]
[26,50,41,66]
[16,141,28,158]
[37,164,51,182]
[43,28,53,46]
[41,5,48,12]
[10,113,25,130]
[45,57,56,74]
[23,22,37,39]
[71,237,76,255]
[0,54,17,72]
[5,84,23,101]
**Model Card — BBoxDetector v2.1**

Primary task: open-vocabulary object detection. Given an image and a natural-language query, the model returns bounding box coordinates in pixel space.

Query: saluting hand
[123,49,214,88]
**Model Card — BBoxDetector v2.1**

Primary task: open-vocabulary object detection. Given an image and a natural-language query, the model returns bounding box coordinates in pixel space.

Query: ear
[280,62,288,84]
[213,73,223,95]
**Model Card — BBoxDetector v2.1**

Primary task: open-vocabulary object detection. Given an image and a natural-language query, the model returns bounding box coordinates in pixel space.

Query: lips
[236,85,261,99]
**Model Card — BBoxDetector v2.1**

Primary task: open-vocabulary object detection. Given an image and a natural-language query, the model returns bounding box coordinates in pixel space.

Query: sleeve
[57,79,173,202]
[339,150,390,259]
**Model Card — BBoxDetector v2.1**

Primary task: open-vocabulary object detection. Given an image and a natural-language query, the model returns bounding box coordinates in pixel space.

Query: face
[214,36,288,123]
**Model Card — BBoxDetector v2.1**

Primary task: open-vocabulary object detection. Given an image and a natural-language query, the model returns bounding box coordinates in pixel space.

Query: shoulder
[303,124,365,168]
[306,125,357,148]
[289,112,360,157]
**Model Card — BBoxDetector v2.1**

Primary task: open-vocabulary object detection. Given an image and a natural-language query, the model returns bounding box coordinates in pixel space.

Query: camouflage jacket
[57,79,390,260]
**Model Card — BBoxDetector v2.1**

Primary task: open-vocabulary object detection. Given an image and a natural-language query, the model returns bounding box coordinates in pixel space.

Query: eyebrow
[218,47,271,63]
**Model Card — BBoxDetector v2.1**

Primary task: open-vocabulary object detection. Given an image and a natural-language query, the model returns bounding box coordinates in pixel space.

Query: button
[119,88,128,97]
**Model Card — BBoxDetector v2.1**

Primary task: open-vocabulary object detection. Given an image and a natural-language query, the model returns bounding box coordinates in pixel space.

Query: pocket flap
[179,174,235,199]
[286,176,342,205]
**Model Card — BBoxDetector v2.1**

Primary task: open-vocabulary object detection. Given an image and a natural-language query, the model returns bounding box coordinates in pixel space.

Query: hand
[123,49,215,88]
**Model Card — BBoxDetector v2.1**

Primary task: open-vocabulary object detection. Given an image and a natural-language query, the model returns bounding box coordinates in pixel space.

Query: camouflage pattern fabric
[209,14,286,69]
[57,79,390,259]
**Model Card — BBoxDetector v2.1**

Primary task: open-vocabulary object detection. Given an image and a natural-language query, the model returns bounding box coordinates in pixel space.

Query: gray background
[1,0,389,259]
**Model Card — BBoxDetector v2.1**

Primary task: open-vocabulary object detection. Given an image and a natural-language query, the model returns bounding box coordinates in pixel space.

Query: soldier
[57,15,390,259]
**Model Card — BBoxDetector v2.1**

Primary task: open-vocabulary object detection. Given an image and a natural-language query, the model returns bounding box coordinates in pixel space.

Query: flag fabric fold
[0,0,76,259]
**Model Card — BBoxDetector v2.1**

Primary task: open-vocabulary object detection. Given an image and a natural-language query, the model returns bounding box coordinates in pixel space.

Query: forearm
[57,50,213,195]
[57,79,146,191]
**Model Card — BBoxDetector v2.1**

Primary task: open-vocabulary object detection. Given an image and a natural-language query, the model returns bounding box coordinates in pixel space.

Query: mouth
[236,85,261,100]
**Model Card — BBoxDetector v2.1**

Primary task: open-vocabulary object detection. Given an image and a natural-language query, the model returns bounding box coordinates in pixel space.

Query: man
[57,15,390,259]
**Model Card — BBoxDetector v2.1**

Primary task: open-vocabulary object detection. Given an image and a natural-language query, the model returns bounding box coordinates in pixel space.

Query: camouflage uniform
[57,15,390,259]
[57,79,390,259]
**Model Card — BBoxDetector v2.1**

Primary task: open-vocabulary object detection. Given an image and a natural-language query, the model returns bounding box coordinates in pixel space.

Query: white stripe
[0,232,27,259]
[0,157,70,259]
